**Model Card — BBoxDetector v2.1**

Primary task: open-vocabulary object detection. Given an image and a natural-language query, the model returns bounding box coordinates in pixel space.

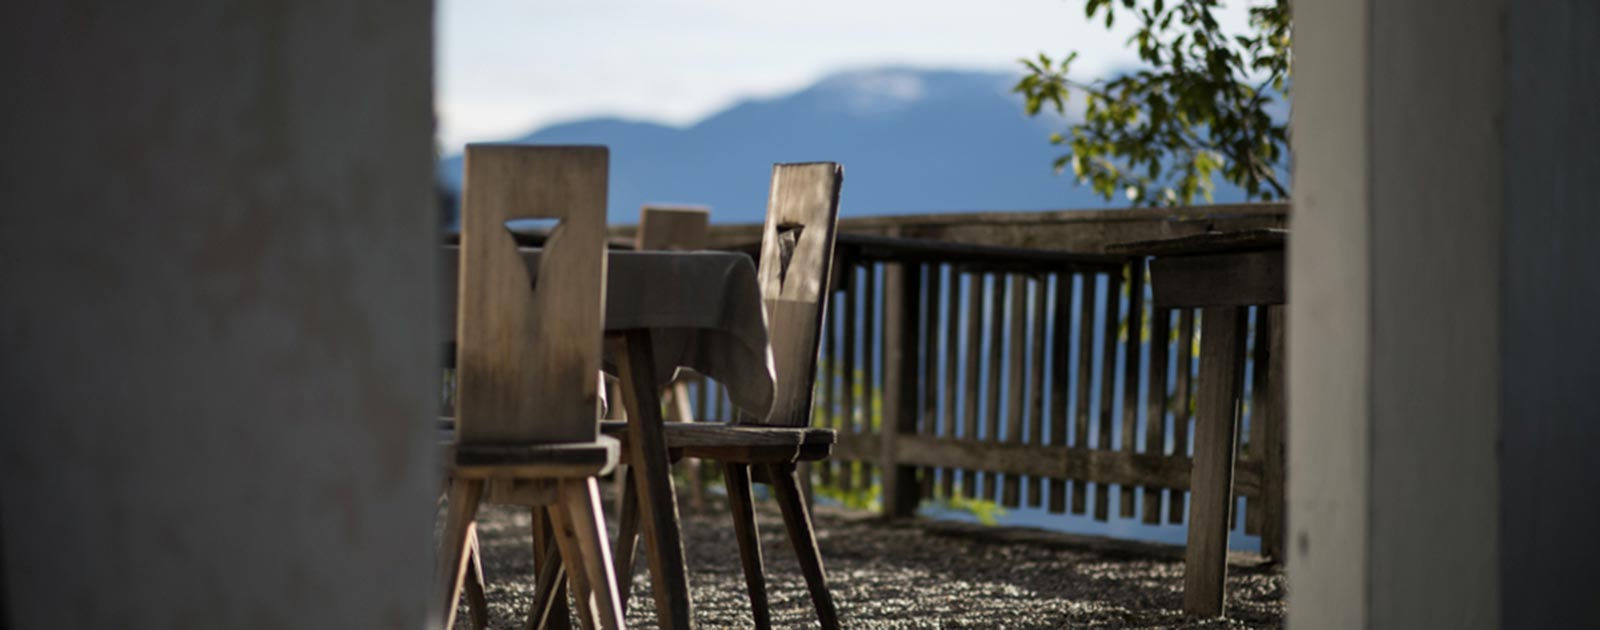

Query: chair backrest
[635,206,709,251]
[745,162,843,427]
[454,145,608,445]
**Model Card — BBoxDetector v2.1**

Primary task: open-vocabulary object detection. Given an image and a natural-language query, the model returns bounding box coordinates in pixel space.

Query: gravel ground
[454,482,1284,629]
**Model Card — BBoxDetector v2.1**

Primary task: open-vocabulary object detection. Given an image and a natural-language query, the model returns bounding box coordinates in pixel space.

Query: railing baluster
[920,263,940,500]
[1095,271,1122,521]
[1120,261,1145,518]
[861,263,879,497]
[1026,275,1048,508]
[1143,302,1172,524]
[1002,274,1026,508]
[881,260,922,518]
[1246,306,1267,537]
[840,263,858,493]
[941,265,961,500]
[962,271,983,500]
[1048,272,1072,513]
[1072,273,1095,515]
[1261,305,1287,561]
[983,274,1005,502]
[864,260,889,495]
[1168,308,1196,524]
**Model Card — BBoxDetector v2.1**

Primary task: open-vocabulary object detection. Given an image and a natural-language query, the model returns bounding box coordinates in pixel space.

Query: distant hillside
[437,67,1245,224]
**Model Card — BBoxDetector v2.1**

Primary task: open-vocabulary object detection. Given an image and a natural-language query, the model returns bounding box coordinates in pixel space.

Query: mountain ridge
[437,67,1244,224]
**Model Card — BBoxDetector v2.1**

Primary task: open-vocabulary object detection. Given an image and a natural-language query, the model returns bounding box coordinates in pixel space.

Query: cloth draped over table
[444,247,777,422]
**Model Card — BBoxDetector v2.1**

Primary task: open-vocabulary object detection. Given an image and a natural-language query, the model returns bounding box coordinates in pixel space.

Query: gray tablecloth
[444,248,775,421]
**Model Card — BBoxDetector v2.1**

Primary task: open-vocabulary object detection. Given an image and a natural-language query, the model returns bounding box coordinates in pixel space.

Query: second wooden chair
[605,162,844,630]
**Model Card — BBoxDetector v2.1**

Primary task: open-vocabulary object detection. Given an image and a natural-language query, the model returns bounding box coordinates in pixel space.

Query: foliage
[934,490,1007,526]
[1014,0,1291,205]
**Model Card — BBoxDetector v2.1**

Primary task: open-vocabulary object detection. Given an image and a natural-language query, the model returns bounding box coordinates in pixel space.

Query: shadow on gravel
[449,480,1284,629]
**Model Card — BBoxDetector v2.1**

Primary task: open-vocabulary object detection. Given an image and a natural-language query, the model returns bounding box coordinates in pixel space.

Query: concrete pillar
[0,2,437,628]
[1291,0,1599,627]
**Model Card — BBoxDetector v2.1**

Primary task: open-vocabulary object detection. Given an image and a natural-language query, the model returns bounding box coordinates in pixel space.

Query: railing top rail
[629,203,1291,253]
[715,232,1128,272]
[816,202,1288,229]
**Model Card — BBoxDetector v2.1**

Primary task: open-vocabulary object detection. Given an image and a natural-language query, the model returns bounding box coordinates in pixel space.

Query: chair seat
[600,421,834,463]
[445,435,620,479]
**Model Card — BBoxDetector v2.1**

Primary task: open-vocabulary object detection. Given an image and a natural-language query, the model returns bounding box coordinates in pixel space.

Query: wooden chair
[605,163,844,630]
[437,145,625,630]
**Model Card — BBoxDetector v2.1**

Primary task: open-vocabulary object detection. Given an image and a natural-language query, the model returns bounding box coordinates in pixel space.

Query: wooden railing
[616,203,1290,559]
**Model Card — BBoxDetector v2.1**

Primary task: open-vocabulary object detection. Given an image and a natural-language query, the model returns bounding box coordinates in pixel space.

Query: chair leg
[769,463,840,630]
[435,478,484,630]
[529,508,573,630]
[612,331,695,629]
[465,529,490,630]
[612,470,642,614]
[559,478,626,630]
[724,464,772,629]
[549,499,597,630]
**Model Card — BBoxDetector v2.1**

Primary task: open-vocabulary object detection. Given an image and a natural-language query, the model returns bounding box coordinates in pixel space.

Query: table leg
[608,330,695,629]
[1183,306,1248,617]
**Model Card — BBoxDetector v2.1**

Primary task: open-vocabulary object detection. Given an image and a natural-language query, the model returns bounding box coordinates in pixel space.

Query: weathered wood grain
[1095,272,1122,521]
[830,433,1266,496]
[921,264,941,500]
[961,272,984,500]
[882,261,922,518]
[436,478,484,630]
[984,274,1006,501]
[941,266,961,499]
[1260,305,1287,562]
[1168,309,1196,524]
[555,478,625,629]
[770,463,842,630]
[635,205,710,251]
[1027,275,1049,508]
[1072,274,1096,515]
[750,162,843,428]
[1120,263,1145,519]
[1048,273,1072,513]
[862,264,881,495]
[688,204,1289,253]
[611,331,695,629]
[839,264,857,492]
[724,464,772,629]
[455,145,607,444]
[1002,274,1027,508]
[1149,250,1286,308]
[1182,306,1248,618]
[1142,307,1172,524]
[1245,308,1269,537]
[818,287,836,486]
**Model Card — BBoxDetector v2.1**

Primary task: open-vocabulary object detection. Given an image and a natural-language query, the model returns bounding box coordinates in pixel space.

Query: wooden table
[1109,229,1286,618]
[447,248,776,629]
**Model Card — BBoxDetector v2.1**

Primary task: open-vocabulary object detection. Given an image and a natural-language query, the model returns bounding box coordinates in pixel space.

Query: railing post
[1260,304,1288,561]
[881,260,922,519]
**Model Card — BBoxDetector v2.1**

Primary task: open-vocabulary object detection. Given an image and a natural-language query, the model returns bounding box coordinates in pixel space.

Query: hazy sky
[435,0,1253,150]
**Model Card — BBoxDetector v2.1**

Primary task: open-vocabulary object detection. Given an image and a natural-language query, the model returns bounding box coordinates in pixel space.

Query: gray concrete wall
[0,2,438,628]
[1500,1,1600,626]
[1293,0,1600,627]
[1367,0,1503,626]
[1286,0,1371,625]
